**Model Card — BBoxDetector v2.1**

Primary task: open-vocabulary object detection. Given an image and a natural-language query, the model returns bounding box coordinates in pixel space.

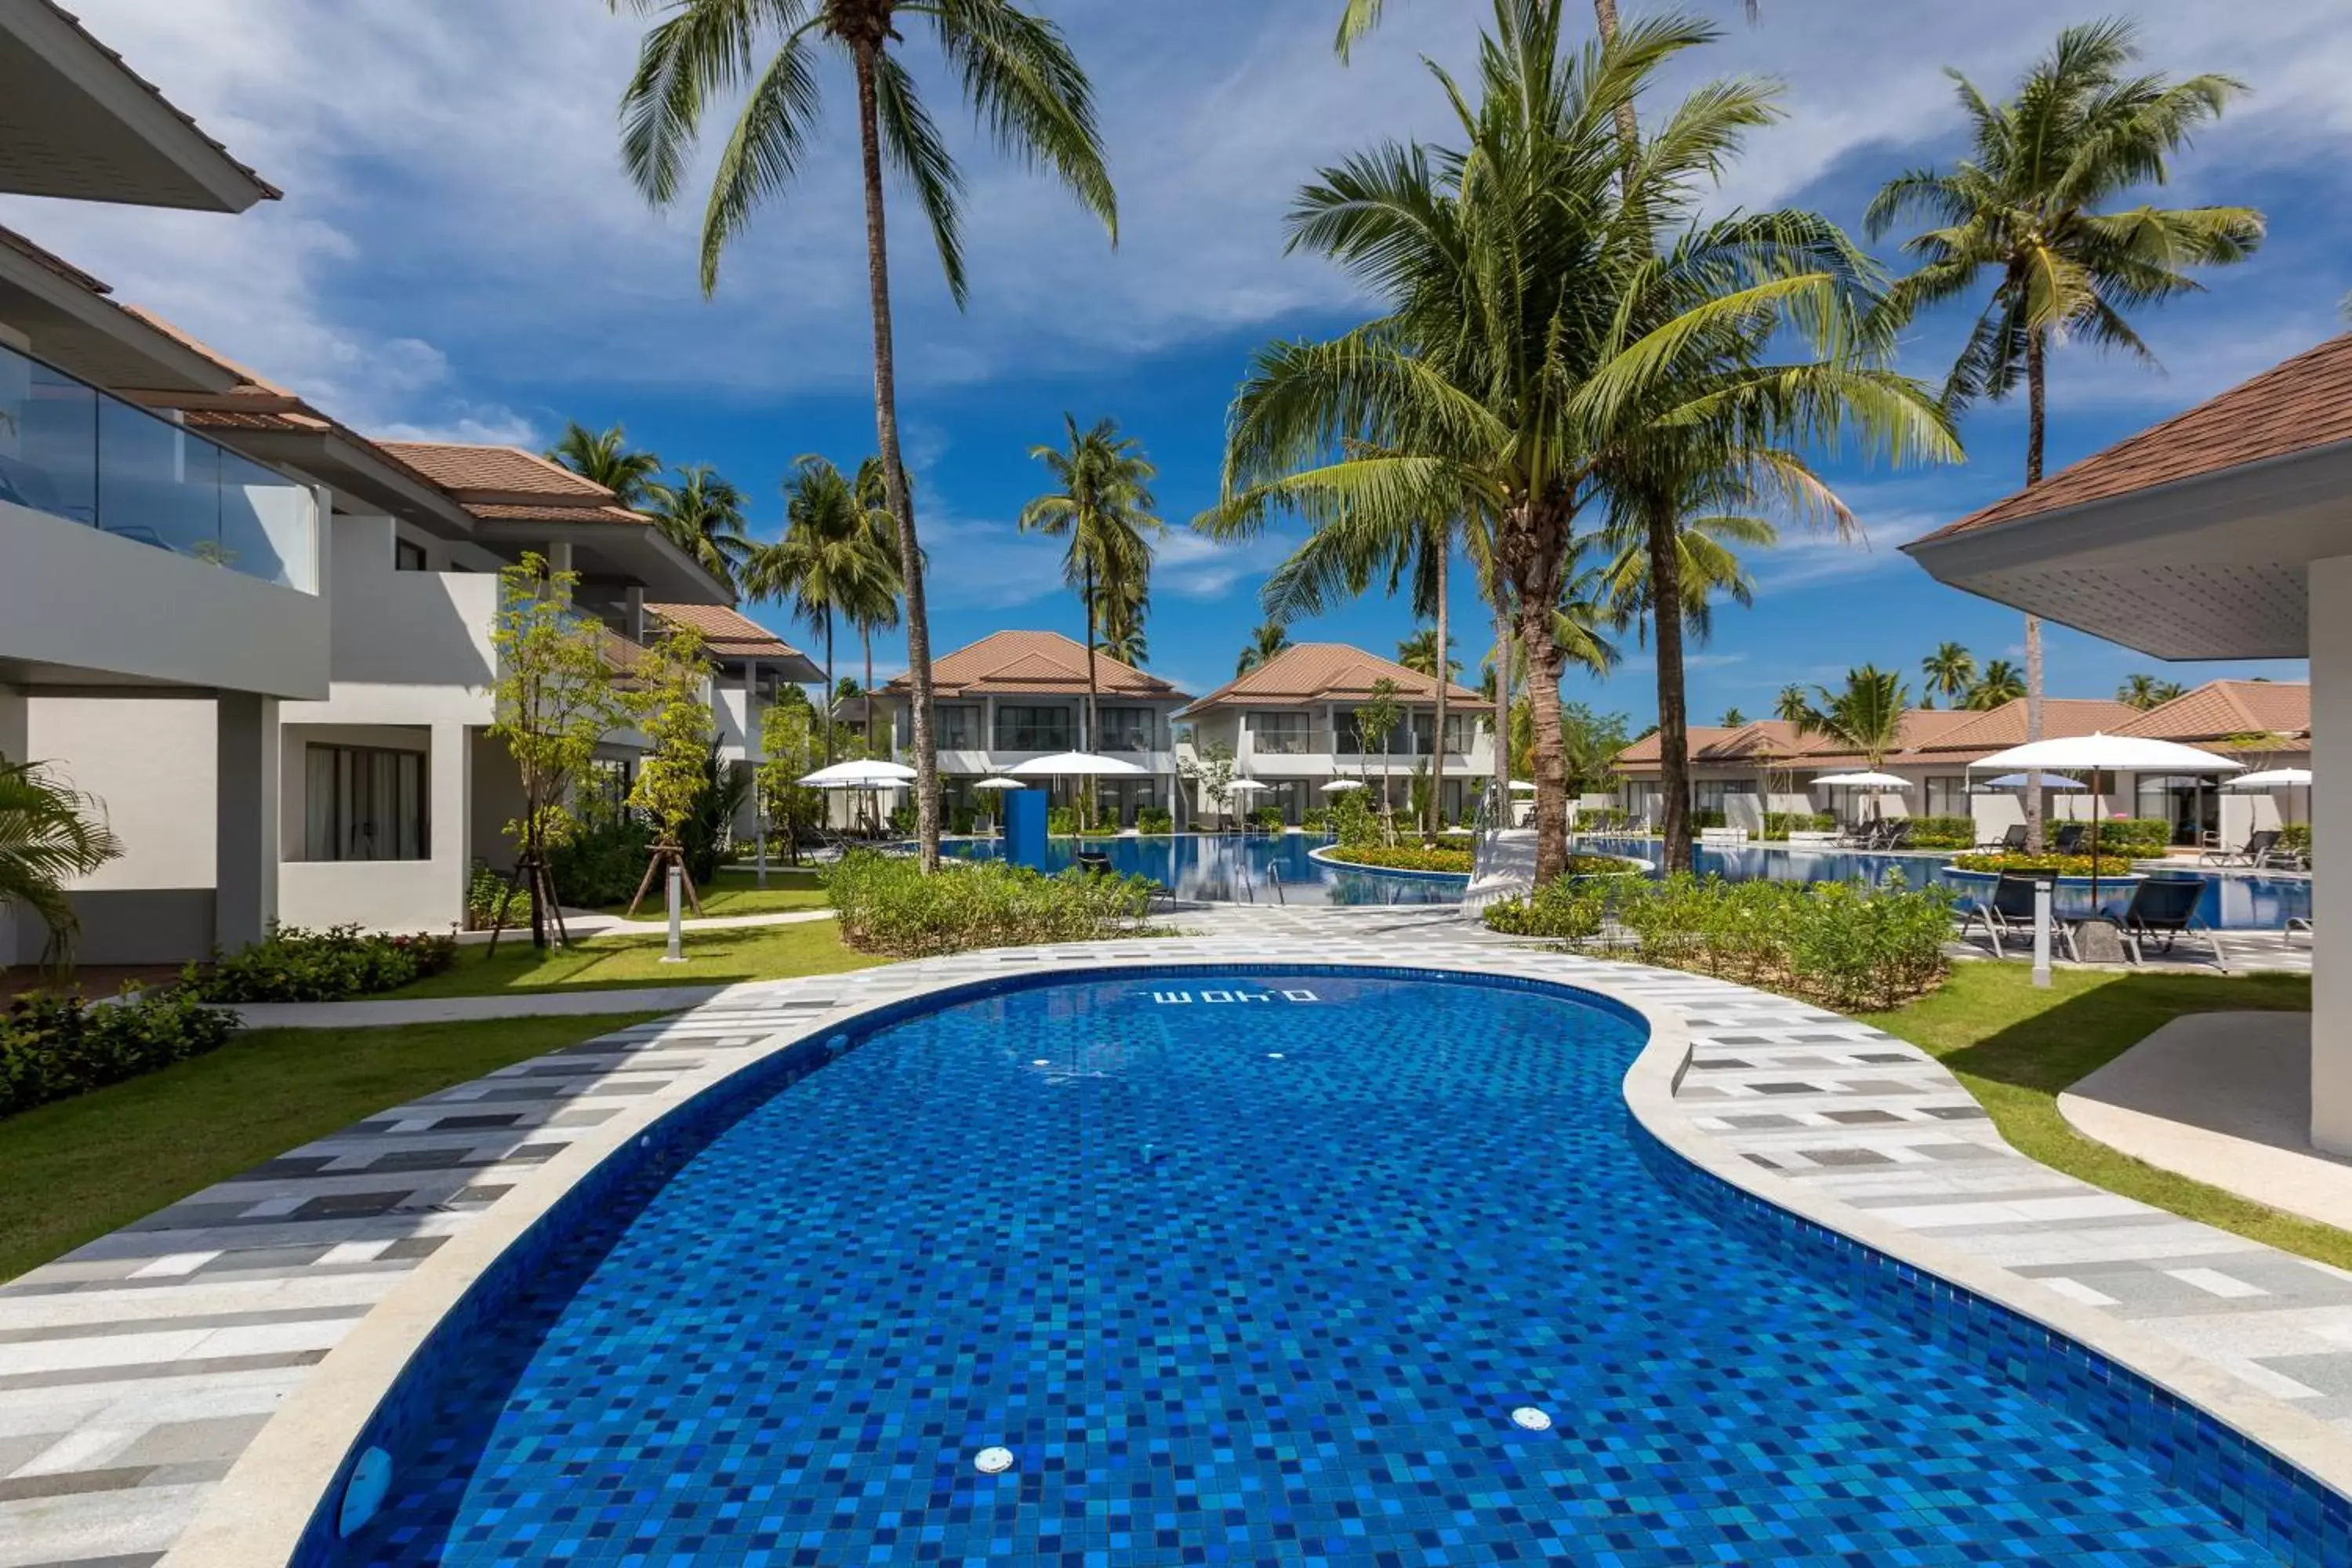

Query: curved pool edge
[1305,843,1474,883]
[1621,1022,2352,1558]
[165,953,2352,1567]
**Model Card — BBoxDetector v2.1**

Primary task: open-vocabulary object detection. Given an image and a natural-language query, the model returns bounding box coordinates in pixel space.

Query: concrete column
[546,542,573,577]
[430,720,472,929]
[214,691,281,951]
[2312,555,2352,1152]
[625,586,645,643]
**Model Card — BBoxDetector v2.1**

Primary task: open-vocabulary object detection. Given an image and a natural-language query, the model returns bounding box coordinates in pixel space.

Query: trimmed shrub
[2087,818,2172,857]
[1301,807,1330,833]
[1947,851,2140,877]
[1047,804,1080,836]
[1252,805,1286,831]
[1319,844,1474,874]
[1483,871,1953,1012]
[1137,807,1175,834]
[1762,811,1835,840]
[823,851,1158,957]
[549,816,655,908]
[183,924,459,1004]
[1692,808,1727,829]
[1328,792,1378,845]
[1,991,241,1119]
[466,858,532,931]
[1898,815,1978,849]
[2281,823,2314,861]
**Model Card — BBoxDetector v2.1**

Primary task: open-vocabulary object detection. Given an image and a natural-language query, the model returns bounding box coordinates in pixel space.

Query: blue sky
[10,0,2348,723]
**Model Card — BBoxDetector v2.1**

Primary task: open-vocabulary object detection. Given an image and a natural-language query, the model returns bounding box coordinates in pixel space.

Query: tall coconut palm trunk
[862,628,877,757]
[1083,557,1101,826]
[821,610,837,766]
[1646,499,1693,873]
[2023,328,2049,854]
[1493,601,1512,822]
[852,41,939,870]
[1428,539,1448,839]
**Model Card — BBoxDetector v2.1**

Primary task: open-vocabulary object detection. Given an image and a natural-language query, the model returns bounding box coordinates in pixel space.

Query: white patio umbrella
[1508,779,1539,793]
[2226,767,2313,829]
[1974,773,2087,791]
[1971,733,2243,901]
[797,759,916,787]
[1223,778,1269,791]
[972,776,1027,790]
[1320,779,1366,793]
[1811,770,1911,828]
[1008,751,1148,831]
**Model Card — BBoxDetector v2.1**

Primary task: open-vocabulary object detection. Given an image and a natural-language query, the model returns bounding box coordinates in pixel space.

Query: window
[995,706,1071,752]
[1924,775,1969,818]
[935,704,979,749]
[1693,780,1728,813]
[394,537,428,572]
[1251,712,1312,754]
[1443,713,1480,754]
[1098,706,1156,751]
[303,745,426,862]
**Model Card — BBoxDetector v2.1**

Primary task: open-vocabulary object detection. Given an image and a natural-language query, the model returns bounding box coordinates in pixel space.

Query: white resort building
[1611,680,2309,846]
[873,631,1191,826]
[0,15,816,961]
[1173,643,1491,826]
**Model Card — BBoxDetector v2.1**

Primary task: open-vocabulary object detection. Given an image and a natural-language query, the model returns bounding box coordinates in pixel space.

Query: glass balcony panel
[0,354,97,524]
[98,394,220,556]
[0,339,317,593]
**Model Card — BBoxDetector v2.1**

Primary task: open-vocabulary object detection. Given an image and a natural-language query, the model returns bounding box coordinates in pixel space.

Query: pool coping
[163,951,2352,1566]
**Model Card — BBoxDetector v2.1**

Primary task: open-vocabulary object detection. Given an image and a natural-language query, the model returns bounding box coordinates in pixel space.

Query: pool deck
[5,909,2350,1566]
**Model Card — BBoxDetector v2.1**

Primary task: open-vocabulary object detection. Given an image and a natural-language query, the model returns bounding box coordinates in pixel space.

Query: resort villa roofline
[873,630,1192,826]
[1610,679,2310,844]
[1901,330,2347,1148]
[2,191,815,956]
[1173,642,1494,825]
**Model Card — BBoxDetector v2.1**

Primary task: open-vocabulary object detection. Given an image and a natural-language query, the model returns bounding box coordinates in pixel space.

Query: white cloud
[376,405,543,448]
[11,0,2350,437]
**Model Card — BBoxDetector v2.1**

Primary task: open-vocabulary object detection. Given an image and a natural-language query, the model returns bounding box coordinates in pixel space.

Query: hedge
[824,851,1158,957]
[1318,844,1475,874]
[181,924,459,1004]
[2,992,240,1120]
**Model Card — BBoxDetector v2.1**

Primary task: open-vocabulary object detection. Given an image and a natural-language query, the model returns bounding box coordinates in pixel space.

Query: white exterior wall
[2310,556,2352,1153]
[0,495,328,700]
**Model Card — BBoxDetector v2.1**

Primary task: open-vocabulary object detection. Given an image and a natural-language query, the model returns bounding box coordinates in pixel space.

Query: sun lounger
[1956,869,2078,962]
[2199,828,2282,869]
[2116,877,2227,972]
[1974,824,2027,854]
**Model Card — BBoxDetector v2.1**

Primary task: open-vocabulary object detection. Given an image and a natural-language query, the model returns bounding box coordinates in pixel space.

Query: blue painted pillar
[1004,788,1049,870]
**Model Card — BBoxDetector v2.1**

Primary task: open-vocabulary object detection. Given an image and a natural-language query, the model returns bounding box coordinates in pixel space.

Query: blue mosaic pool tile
[297,967,2342,1566]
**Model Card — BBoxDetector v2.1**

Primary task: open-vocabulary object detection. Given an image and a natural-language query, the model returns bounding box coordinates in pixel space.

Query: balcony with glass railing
[0,338,318,592]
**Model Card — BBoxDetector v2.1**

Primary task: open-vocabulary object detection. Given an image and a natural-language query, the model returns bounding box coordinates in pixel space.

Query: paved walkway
[5,911,2348,1566]
[2062,1011,2352,1231]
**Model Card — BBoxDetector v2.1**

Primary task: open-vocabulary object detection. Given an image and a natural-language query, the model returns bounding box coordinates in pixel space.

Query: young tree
[1868,20,2262,850]
[624,621,718,916]
[485,554,629,949]
[0,758,122,974]
[612,0,1119,874]
[757,688,828,863]
[1176,741,1236,831]
[1355,677,1404,840]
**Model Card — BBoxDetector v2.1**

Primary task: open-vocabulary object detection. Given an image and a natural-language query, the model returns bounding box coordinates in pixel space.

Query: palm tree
[1867,22,2262,851]
[2118,672,2187,710]
[848,456,905,756]
[1921,641,1976,707]
[1720,706,1748,728]
[644,463,753,592]
[744,456,898,765]
[1207,5,1954,880]
[1798,666,1909,824]
[548,421,662,507]
[1599,494,1778,648]
[1396,627,1461,683]
[1019,416,1165,764]
[1773,684,1809,724]
[1966,659,2027,710]
[1236,619,1290,677]
[613,0,1118,872]
[0,758,123,972]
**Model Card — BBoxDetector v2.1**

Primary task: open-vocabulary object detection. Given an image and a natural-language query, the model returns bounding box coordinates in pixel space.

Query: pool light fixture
[1510,1406,1553,1432]
[974,1446,1016,1474]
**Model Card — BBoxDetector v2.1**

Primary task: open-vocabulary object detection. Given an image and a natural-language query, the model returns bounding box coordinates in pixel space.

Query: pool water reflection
[946,832,1465,906]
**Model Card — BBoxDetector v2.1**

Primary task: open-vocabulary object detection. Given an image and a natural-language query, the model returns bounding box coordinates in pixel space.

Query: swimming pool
[314,968,2302,1565]
[946,830,1466,906]
[1579,835,2312,930]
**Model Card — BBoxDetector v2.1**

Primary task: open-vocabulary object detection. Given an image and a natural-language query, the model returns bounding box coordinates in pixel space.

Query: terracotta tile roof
[1615,699,2143,772]
[647,603,812,664]
[1917,334,2352,543]
[882,630,1188,701]
[180,407,325,434]
[375,442,617,504]
[116,303,295,396]
[1177,643,1478,714]
[0,223,110,293]
[2115,680,2310,742]
[466,501,651,526]
[27,0,281,202]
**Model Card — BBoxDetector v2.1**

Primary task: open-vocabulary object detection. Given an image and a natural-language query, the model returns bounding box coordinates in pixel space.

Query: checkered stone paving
[5,912,2349,1567]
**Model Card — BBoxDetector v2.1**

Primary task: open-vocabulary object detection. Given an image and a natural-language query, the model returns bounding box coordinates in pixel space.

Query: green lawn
[393,920,882,999]
[593,865,832,918]
[0,1012,661,1283]
[1861,964,2345,1265]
